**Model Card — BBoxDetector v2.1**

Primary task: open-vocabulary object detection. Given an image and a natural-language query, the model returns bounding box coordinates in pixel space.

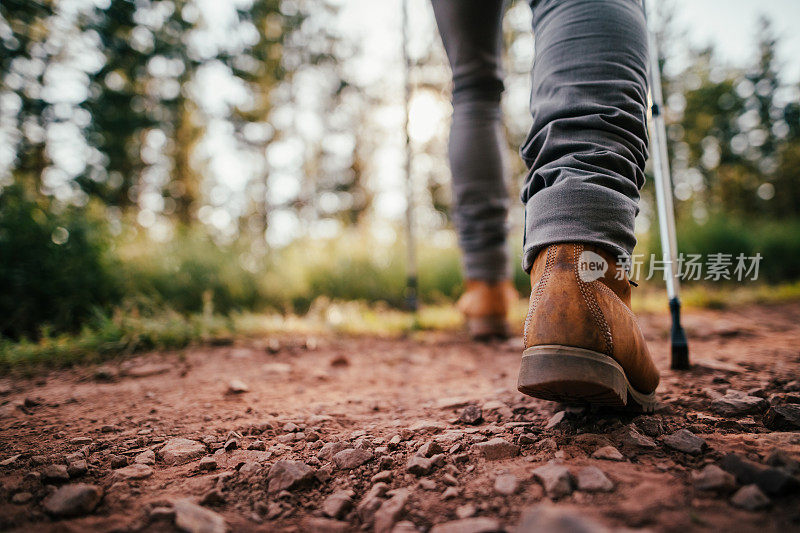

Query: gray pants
[431,0,649,278]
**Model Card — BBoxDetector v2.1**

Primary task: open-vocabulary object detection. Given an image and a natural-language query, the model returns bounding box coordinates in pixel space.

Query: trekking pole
[402,0,418,312]
[643,0,689,370]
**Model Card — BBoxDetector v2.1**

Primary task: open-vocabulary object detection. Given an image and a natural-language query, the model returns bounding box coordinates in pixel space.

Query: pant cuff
[522,179,638,272]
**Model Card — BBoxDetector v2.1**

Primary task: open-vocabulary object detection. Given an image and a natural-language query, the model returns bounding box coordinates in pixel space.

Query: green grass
[3,281,800,374]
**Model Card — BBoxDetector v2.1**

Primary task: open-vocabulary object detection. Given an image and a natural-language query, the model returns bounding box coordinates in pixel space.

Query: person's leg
[431,0,517,339]
[521,0,649,271]
[430,0,510,283]
[517,0,660,410]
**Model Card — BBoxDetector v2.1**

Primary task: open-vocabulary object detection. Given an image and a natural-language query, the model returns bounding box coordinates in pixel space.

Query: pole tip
[669,297,690,370]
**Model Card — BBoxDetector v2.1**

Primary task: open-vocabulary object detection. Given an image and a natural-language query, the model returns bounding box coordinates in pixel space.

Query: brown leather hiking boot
[517,243,660,411]
[457,280,518,340]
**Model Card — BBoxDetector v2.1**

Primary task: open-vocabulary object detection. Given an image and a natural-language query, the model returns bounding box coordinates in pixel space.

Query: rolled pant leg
[431,0,510,282]
[521,0,650,272]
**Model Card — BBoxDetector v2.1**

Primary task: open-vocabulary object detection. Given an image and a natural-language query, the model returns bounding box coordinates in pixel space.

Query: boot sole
[517,345,656,412]
[466,317,511,341]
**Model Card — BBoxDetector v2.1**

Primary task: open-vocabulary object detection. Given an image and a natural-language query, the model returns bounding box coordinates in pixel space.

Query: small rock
[42,484,103,517]
[356,482,389,523]
[173,498,227,533]
[0,454,21,467]
[200,489,226,506]
[406,455,435,476]
[419,478,437,490]
[692,465,736,492]
[227,379,250,393]
[417,441,444,458]
[473,438,519,460]
[318,441,348,461]
[456,504,476,519]
[591,446,624,461]
[199,457,217,471]
[617,425,657,449]
[730,484,770,511]
[159,438,206,465]
[67,459,88,478]
[754,467,800,496]
[763,404,800,430]
[633,416,664,437]
[305,518,350,533]
[332,448,373,470]
[458,406,483,425]
[42,464,70,482]
[720,453,767,485]
[11,491,33,504]
[322,490,354,519]
[442,487,459,499]
[545,411,570,430]
[711,390,768,417]
[514,505,608,533]
[112,463,154,481]
[135,449,156,465]
[494,473,519,495]
[575,466,614,492]
[372,470,392,483]
[662,429,706,455]
[149,506,176,521]
[532,463,573,498]
[69,437,92,445]
[267,460,314,492]
[109,454,128,468]
[126,363,172,378]
[247,440,266,451]
[374,488,410,533]
[392,521,419,533]
[430,517,500,533]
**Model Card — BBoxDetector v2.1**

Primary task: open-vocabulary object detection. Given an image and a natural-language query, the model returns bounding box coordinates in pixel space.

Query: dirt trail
[1,303,800,532]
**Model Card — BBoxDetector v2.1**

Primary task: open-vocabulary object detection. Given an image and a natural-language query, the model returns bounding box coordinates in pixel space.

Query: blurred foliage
[0,184,121,339]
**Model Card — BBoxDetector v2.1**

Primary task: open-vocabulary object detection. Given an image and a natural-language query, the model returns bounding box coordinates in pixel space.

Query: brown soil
[1,302,800,532]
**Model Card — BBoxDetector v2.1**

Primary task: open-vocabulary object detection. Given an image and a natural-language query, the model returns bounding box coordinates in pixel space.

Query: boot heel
[517,345,656,412]
[466,316,511,340]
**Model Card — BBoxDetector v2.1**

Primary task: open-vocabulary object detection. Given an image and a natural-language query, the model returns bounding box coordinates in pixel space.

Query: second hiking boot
[457,280,518,340]
[517,243,660,411]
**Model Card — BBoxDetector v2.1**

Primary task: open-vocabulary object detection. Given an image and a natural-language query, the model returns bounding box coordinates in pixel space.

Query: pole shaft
[402,0,418,311]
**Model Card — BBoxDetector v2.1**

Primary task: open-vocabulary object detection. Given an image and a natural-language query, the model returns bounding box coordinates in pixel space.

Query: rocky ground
[1,302,800,532]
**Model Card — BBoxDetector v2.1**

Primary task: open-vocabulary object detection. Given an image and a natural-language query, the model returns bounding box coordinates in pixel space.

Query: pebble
[711,390,769,417]
[429,517,500,533]
[591,446,624,461]
[173,498,227,533]
[720,453,767,485]
[419,478,437,490]
[391,521,419,533]
[406,455,435,476]
[374,488,410,533]
[575,466,614,492]
[227,379,250,393]
[267,460,315,492]
[754,466,800,496]
[304,518,349,532]
[42,483,103,517]
[458,406,483,425]
[662,429,706,455]
[494,473,519,495]
[149,506,175,521]
[372,470,392,483]
[545,411,570,430]
[515,504,608,533]
[126,363,171,378]
[112,463,154,481]
[730,484,770,510]
[69,437,92,445]
[692,464,736,492]
[356,483,389,523]
[200,489,225,506]
[109,454,128,468]
[11,491,33,504]
[198,457,217,471]
[67,459,88,478]
[332,448,373,470]
[42,464,70,482]
[532,462,574,498]
[456,503,476,519]
[442,487,459,499]
[159,438,207,465]
[247,440,266,451]
[763,405,800,430]
[0,454,20,467]
[135,449,156,465]
[472,438,519,460]
[318,441,348,461]
[618,425,657,449]
[322,490,354,519]
[417,441,444,458]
